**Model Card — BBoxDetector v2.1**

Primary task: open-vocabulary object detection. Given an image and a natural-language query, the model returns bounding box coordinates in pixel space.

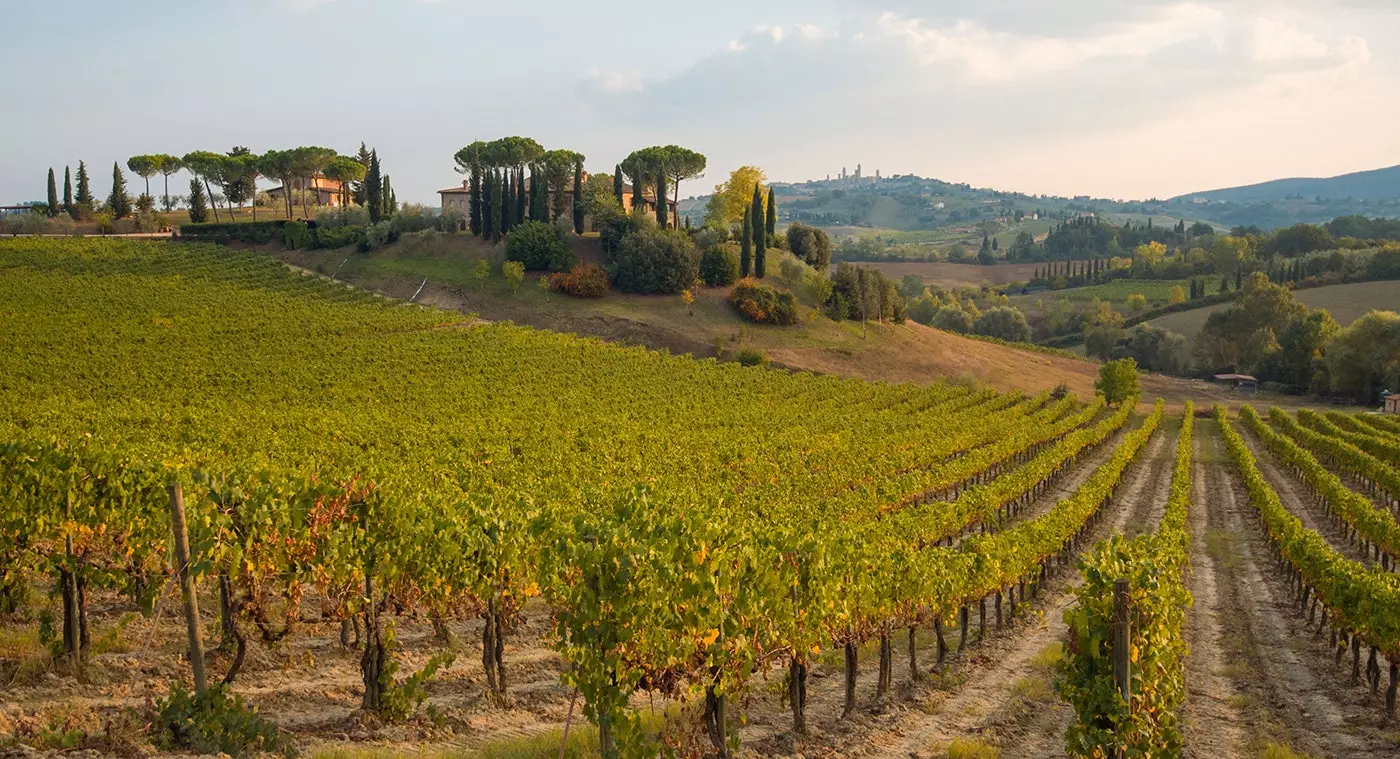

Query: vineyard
[1,238,1399,758]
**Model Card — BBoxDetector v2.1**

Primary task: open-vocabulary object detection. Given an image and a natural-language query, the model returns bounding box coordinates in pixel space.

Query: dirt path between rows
[1189,421,1397,758]
[1182,420,1248,757]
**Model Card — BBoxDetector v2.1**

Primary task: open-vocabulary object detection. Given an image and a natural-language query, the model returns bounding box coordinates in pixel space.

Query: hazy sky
[5,0,1400,205]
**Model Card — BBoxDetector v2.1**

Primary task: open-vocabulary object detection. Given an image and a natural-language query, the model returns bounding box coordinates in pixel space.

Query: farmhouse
[438,177,679,229]
[266,175,348,207]
[1213,373,1258,395]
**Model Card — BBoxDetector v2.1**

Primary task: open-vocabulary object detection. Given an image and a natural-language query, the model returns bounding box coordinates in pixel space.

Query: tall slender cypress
[751,184,766,252]
[46,169,58,217]
[751,184,766,277]
[501,169,514,233]
[515,169,527,229]
[108,162,131,219]
[481,170,495,240]
[740,206,753,278]
[469,169,482,236]
[656,165,668,228]
[496,172,508,242]
[74,161,93,217]
[530,165,545,223]
[573,162,584,234]
[365,151,383,224]
[613,165,624,208]
[766,187,777,237]
[62,167,74,219]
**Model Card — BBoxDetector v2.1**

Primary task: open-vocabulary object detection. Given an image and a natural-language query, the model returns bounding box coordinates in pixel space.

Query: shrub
[550,263,610,298]
[786,222,832,270]
[506,220,574,272]
[178,220,289,245]
[610,229,699,294]
[729,279,798,325]
[736,347,769,367]
[973,306,1032,342]
[908,297,938,325]
[931,306,974,334]
[699,244,740,287]
[312,225,365,250]
[598,207,656,257]
[282,220,310,249]
[154,683,293,758]
[315,205,370,228]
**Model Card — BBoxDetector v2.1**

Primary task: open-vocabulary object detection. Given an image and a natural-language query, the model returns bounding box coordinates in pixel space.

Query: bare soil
[1181,421,1400,758]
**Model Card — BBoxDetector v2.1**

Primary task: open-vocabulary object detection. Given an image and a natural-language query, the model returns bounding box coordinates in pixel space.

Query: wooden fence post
[169,482,207,695]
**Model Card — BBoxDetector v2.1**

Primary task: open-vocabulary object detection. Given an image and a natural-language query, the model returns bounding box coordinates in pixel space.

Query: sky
[5,0,1400,206]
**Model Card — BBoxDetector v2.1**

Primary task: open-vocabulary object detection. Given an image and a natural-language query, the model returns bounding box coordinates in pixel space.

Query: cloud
[575,1,1387,198]
[586,67,644,93]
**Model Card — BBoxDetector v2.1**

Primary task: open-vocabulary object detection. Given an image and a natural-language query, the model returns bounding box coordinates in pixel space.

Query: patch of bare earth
[1189,421,1399,758]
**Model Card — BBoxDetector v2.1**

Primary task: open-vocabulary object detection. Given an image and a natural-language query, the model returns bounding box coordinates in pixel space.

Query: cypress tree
[469,169,482,236]
[751,184,766,252]
[365,151,383,224]
[573,161,584,234]
[516,169,527,229]
[74,161,93,217]
[613,165,624,207]
[481,169,495,240]
[187,178,208,223]
[381,175,396,218]
[766,187,777,237]
[656,165,668,228]
[63,167,74,219]
[353,142,372,206]
[754,202,767,279]
[501,170,514,233]
[531,165,547,223]
[740,206,753,278]
[46,169,58,217]
[496,171,508,243]
[108,162,131,219]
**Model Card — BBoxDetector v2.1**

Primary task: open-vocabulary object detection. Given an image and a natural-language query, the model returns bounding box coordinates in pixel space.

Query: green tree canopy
[126,155,160,200]
[323,155,368,207]
[704,166,766,228]
[1095,358,1140,405]
[1324,310,1400,403]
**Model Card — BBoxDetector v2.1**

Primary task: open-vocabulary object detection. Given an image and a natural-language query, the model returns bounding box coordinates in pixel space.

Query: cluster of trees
[1196,273,1399,401]
[454,137,580,242]
[39,161,95,220]
[40,146,388,227]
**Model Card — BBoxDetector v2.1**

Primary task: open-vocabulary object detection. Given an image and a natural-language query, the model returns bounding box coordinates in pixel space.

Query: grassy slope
[277,234,1255,410]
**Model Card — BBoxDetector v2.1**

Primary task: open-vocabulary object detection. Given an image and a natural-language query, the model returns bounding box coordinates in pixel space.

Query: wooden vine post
[168,482,208,695]
[1112,578,1131,710]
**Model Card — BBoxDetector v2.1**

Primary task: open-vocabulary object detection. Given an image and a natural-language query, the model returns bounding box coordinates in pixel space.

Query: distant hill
[1173,165,1400,204]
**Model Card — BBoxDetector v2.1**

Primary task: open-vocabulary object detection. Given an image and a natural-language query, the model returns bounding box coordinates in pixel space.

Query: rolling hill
[1173,164,1400,204]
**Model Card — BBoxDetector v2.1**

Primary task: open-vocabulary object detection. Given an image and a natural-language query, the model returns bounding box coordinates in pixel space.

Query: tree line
[37,145,396,226]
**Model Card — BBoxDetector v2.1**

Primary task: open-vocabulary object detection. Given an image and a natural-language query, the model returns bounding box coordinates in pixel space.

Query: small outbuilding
[1213,373,1258,395]
[1385,394,1400,415]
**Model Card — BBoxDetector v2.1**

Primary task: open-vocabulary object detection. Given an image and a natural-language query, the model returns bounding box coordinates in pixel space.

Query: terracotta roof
[439,187,471,194]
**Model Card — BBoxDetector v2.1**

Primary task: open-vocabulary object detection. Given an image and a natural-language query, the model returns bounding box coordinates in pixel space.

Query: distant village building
[265,175,347,207]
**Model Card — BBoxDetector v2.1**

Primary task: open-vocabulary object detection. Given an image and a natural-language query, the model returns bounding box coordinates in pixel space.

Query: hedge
[177,220,289,244]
